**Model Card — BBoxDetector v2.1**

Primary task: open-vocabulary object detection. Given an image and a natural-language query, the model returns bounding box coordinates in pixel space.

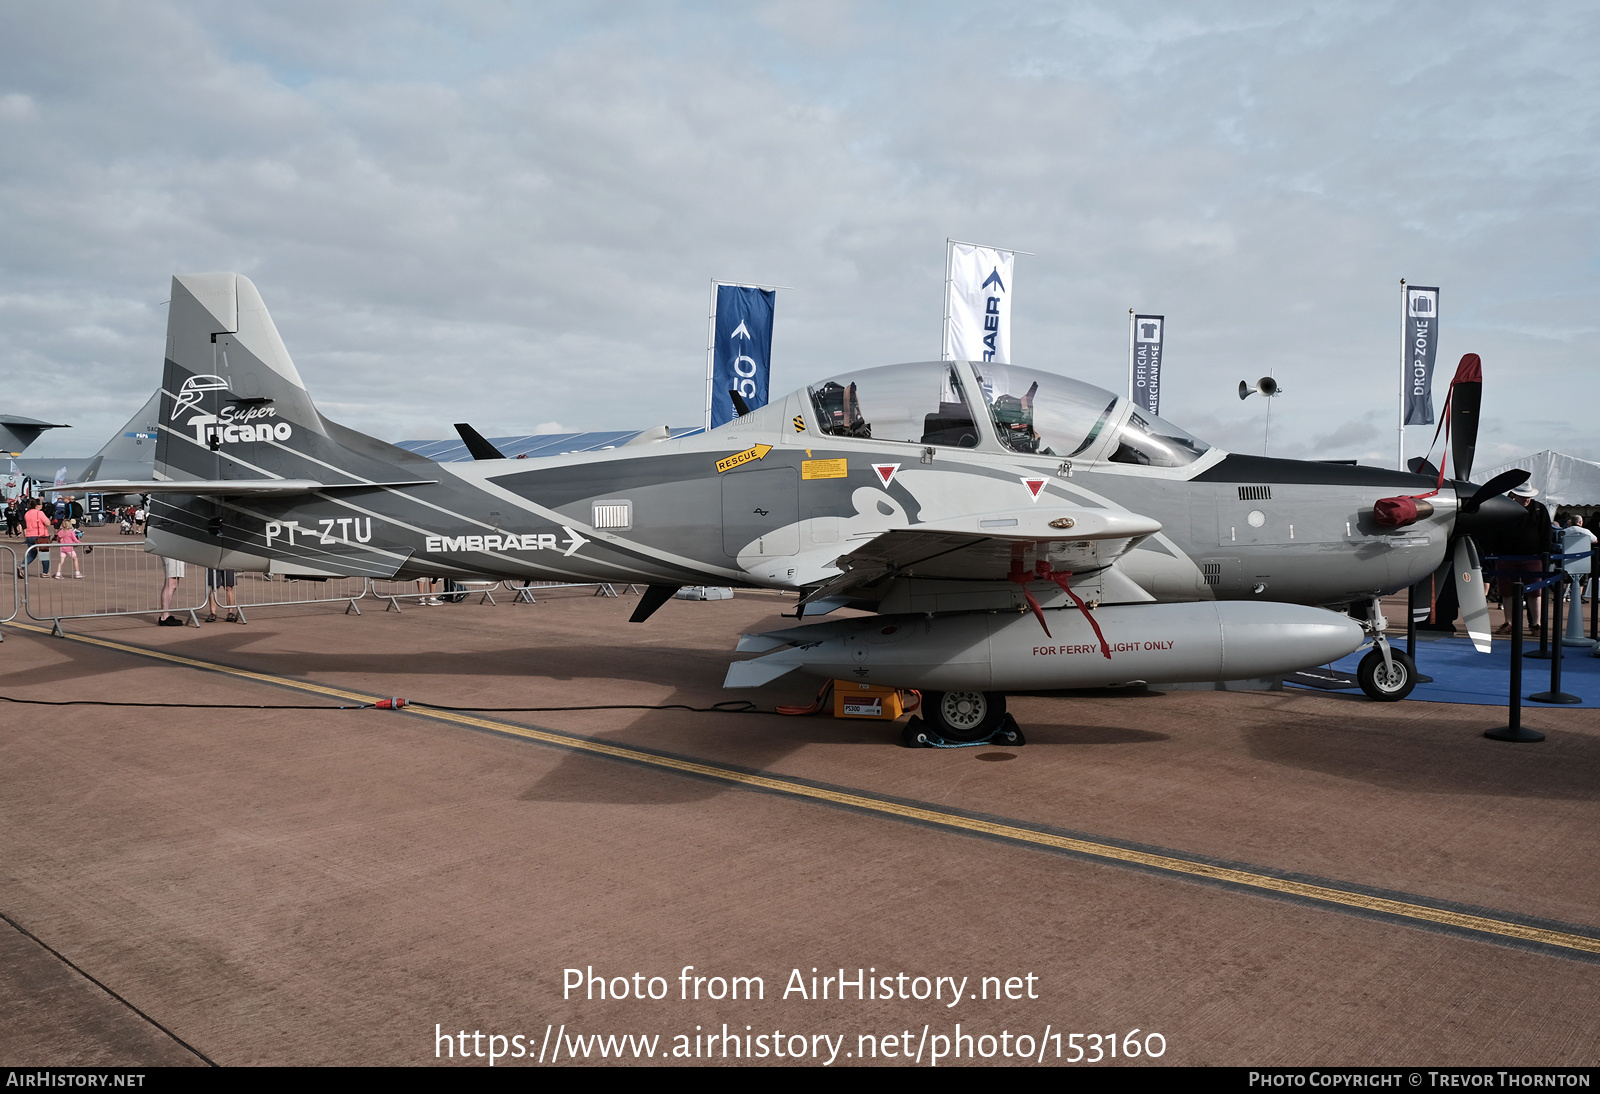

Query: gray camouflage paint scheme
[129,275,1462,623]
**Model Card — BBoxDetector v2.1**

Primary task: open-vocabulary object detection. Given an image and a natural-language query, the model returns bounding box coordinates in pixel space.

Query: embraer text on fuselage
[424,528,589,557]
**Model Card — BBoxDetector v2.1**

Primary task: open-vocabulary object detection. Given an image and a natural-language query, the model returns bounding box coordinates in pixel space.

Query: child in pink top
[55,519,83,578]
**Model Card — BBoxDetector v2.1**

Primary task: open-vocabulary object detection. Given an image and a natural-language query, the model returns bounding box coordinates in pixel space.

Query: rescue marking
[1021,476,1047,501]
[13,620,1600,965]
[716,444,773,474]
[872,464,900,488]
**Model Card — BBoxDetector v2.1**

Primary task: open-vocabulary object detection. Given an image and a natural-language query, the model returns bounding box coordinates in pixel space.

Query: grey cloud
[0,2,1595,475]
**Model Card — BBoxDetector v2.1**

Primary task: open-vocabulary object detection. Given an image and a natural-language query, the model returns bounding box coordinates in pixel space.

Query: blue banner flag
[710,285,776,429]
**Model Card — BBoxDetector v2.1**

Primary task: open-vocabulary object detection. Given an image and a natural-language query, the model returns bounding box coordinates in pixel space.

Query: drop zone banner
[1404,285,1440,426]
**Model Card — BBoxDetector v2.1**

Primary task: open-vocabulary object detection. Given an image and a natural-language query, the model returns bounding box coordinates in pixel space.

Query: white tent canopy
[1477,450,1600,506]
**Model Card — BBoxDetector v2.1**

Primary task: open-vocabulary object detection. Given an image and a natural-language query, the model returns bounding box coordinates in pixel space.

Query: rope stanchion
[1590,545,1598,642]
[1530,572,1580,705]
[1486,580,1544,743]
[1527,550,1554,660]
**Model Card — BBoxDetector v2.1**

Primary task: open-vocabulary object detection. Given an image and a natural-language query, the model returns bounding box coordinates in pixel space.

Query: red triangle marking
[1022,476,1047,500]
[873,464,900,488]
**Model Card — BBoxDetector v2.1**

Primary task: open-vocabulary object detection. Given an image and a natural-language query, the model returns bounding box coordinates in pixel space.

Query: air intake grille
[592,500,632,530]
[1237,486,1272,501]
[1202,562,1222,586]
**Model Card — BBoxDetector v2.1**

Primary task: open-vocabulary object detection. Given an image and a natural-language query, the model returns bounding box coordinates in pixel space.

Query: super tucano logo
[174,374,294,446]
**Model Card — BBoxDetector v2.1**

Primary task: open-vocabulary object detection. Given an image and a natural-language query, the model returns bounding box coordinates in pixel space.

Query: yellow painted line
[7,620,378,706]
[14,620,1600,959]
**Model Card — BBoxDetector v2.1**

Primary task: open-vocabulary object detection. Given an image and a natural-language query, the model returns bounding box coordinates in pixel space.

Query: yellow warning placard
[715,443,773,474]
[801,458,848,480]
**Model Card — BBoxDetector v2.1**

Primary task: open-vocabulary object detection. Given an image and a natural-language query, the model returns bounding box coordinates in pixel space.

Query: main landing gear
[902,690,1026,748]
[1354,597,1417,702]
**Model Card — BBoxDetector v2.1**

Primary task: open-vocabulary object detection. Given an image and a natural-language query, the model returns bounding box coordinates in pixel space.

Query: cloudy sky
[2,2,1596,472]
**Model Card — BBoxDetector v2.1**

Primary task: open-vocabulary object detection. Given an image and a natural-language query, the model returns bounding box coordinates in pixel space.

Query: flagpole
[1127,309,1135,401]
[941,239,954,361]
[1397,278,1406,471]
[705,279,718,432]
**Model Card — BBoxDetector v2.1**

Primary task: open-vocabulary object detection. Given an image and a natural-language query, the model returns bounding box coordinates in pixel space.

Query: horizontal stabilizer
[61,478,437,496]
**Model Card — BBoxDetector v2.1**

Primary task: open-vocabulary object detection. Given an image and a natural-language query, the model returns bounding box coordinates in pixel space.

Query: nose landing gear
[1355,597,1418,702]
[902,690,1026,748]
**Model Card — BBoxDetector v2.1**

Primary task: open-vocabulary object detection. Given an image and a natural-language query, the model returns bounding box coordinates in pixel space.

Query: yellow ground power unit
[832,681,904,720]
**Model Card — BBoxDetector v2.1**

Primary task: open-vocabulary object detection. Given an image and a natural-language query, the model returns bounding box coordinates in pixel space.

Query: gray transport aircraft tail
[10,391,160,491]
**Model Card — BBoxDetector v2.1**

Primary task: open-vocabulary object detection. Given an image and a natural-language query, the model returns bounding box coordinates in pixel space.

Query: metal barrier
[507,580,631,603]
[0,545,17,633]
[365,578,502,610]
[228,572,366,622]
[21,541,209,634]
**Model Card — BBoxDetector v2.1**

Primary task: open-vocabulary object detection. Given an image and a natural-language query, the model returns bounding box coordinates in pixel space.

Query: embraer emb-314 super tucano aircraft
[79,274,1528,741]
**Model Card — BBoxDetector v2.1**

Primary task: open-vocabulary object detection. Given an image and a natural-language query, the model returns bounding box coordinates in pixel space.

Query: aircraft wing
[59,478,437,496]
[804,506,1161,604]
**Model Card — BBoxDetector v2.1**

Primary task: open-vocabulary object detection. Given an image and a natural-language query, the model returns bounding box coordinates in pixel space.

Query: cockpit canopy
[806,361,1210,467]
[809,363,981,447]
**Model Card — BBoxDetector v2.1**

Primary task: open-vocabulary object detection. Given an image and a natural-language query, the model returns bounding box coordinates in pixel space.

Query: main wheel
[923,690,1008,741]
[1357,648,1416,702]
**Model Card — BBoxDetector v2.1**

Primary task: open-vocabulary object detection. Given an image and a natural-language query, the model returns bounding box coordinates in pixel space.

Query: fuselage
[152,358,1453,611]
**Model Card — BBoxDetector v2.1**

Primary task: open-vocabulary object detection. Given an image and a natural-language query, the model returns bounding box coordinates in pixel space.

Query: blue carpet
[1291,633,1600,706]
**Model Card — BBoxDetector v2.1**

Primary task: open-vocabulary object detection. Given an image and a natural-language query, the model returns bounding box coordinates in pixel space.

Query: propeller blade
[1448,353,1482,482]
[1454,535,1492,653]
[1407,456,1441,479]
[1461,469,1531,514]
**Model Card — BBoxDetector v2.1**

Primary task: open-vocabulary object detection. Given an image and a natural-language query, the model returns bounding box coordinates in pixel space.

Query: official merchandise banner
[945,245,1014,363]
[1403,286,1440,426]
[710,285,776,429]
[1131,314,1164,415]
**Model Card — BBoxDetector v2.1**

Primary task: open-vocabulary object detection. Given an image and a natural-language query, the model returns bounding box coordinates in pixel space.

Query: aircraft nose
[1453,491,1526,542]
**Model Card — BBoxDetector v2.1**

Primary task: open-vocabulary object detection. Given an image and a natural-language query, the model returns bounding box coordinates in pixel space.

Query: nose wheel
[902,690,1024,747]
[1357,647,1417,701]
[925,690,1007,740]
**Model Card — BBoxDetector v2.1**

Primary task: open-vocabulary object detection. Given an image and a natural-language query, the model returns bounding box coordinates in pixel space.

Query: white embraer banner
[943,243,1016,363]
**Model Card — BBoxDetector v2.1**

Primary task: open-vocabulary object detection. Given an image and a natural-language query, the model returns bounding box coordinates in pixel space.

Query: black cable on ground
[0,696,373,710]
[410,700,766,714]
[0,695,809,715]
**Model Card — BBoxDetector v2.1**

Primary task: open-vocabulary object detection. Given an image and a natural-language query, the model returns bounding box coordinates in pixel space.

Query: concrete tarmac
[2,569,1597,1067]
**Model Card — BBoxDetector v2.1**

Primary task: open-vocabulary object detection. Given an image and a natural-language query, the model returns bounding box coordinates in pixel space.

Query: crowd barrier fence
[365,578,503,610]
[508,580,632,603]
[4,538,643,631]
[231,572,366,621]
[0,546,17,627]
[21,541,209,634]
